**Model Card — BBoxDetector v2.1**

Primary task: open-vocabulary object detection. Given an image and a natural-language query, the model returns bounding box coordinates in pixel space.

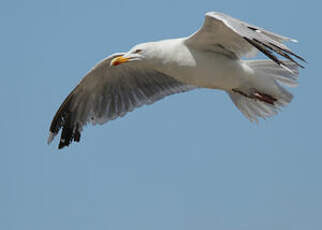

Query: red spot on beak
[111,56,129,66]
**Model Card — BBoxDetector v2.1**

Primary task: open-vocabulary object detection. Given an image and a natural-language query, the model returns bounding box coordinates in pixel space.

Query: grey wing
[185,12,305,69]
[48,54,195,149]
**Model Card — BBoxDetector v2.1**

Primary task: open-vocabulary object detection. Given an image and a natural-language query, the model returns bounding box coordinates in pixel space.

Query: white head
[110,42,157,67]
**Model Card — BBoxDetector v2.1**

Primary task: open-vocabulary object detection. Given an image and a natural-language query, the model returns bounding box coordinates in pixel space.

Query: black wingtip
[57,121,81,149]
[58,141,65,149]
[267,42,306,66]
[243,37,305,70]
[49,91,82,149]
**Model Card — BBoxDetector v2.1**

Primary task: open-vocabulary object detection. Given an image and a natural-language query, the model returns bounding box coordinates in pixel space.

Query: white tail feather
[228,60,299,122]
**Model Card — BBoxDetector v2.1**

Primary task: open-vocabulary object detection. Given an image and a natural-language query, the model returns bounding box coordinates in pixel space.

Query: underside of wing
[185,12,305,70]
[48,55,195,149]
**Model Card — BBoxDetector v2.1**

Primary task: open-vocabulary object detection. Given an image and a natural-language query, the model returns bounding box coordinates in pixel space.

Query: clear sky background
[1,0,321,229]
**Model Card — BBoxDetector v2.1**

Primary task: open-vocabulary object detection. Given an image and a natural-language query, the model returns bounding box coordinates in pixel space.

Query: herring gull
[48,12,305,149]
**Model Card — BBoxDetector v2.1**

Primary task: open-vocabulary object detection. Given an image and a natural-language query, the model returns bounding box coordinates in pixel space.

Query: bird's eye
[134,49,142,54]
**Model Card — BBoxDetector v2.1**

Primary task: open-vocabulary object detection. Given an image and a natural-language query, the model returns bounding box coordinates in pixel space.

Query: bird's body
[157,39,249,89]
[48,12,305,149]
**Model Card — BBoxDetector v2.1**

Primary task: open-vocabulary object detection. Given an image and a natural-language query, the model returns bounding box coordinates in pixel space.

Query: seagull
[48,12,305,149]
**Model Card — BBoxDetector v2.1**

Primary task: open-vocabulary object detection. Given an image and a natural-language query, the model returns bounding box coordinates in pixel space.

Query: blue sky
[1,0,321,229]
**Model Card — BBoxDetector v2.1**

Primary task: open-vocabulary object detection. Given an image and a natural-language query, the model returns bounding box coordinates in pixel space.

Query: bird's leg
[232,88,277,105]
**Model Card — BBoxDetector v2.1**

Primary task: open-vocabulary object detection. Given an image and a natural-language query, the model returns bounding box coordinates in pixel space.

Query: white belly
[156,45,253,90]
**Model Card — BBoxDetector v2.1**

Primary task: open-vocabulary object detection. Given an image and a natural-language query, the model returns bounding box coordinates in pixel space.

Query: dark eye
[134,49,142,54]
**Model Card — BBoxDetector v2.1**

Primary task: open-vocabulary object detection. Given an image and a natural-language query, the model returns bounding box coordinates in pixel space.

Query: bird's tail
[227,60,299,122]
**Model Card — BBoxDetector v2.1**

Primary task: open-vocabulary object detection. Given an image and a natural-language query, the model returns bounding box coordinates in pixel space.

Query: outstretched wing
[48,53,195,149]
[185,12,305,70]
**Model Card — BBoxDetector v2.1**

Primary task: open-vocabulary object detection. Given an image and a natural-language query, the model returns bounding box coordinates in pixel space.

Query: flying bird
[48,12,305,149]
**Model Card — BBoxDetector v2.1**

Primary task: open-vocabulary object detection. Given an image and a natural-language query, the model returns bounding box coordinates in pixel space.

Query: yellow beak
[110,56,130,66]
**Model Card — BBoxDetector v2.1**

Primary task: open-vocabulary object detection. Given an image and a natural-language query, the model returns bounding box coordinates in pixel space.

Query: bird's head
[110,43,152,67]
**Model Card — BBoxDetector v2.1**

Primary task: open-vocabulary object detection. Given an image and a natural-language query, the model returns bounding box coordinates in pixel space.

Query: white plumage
[48,12,305,149]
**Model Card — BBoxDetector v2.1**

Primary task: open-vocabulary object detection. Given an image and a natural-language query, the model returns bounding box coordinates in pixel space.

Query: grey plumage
[48,54,195,149]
